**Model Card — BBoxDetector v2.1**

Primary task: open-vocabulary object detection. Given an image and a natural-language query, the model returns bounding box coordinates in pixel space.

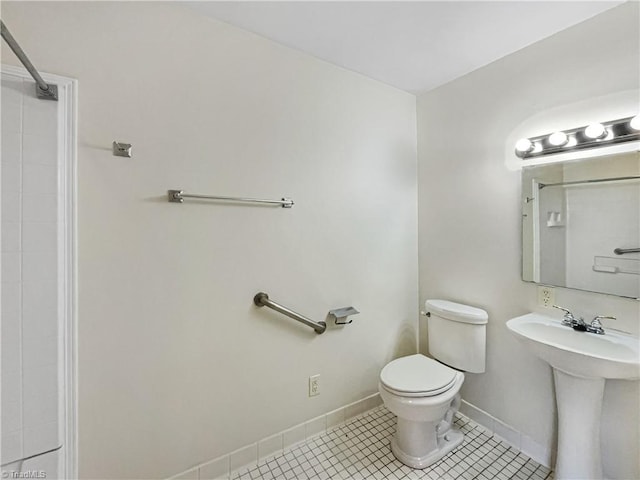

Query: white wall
[1,2,418,478]
[417,3,639,479]
[1,72,61,476]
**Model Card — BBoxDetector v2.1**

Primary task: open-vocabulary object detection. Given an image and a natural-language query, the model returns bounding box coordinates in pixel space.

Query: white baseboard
[169,393,383,480]
[460,399,553,468]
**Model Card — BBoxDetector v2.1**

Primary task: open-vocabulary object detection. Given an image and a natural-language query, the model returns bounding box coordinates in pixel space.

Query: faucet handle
[552,305,576,325]
[587,316,615,335]
[552,305,571,315]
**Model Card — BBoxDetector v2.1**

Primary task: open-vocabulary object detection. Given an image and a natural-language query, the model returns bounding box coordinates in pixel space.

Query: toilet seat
[380,354,458,398]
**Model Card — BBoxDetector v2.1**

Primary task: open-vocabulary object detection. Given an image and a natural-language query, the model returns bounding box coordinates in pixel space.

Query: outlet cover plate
[538,286,555,308]
[309,375,320,397]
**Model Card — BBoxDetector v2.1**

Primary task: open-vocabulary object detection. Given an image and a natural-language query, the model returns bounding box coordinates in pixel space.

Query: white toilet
[378,299,488,469]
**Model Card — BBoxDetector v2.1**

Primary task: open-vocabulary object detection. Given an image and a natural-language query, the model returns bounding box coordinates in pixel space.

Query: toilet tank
[425,299,488,373]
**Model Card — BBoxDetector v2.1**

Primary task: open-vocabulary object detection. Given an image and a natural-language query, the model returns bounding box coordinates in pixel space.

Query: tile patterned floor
[231,406,553,480]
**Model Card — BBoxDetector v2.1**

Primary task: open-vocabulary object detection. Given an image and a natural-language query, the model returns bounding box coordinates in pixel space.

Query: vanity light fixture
[515,115,640,159]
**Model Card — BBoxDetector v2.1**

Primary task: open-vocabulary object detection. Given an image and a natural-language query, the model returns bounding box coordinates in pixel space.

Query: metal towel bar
[168,190,294,208]
[254,292,326,334]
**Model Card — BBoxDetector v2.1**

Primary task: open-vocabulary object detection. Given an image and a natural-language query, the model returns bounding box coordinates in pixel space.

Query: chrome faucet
[552,305,615,334]
[552,305,586,330]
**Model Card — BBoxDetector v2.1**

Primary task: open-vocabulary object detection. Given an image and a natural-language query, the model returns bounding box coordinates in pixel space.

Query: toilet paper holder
[328,306,359,325]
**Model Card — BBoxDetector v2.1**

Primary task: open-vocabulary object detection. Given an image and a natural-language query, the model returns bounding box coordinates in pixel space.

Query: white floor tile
[230,405,554,480]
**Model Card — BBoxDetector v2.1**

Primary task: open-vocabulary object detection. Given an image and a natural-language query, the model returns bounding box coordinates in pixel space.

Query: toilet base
[390,428,464,469]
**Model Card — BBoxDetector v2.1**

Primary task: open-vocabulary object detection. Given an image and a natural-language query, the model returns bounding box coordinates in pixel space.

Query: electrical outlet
[309,375,320,397]
[538,286,555,308]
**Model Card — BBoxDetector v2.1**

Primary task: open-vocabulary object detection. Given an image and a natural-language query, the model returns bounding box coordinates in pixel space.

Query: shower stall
[1,22,76,479]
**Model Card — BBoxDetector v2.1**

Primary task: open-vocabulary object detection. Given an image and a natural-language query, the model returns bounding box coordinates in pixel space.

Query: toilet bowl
[378,299,488,469]
[379,354,465,468]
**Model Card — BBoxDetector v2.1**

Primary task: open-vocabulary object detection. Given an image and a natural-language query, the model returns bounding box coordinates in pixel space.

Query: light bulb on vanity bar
[515,138,534,154]
[548,131,569,146]
[584,123,607,139]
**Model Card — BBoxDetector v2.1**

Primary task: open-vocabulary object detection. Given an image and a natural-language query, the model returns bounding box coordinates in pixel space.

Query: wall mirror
[521,151,640,299]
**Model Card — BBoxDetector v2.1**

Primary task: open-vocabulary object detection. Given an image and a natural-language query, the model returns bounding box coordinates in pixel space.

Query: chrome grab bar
[168,190,294,208]
[254,292,326,334]
[614,247,640,255]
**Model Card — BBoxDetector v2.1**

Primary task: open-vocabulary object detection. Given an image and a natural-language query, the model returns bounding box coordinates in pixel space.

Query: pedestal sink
[506,313,640,480]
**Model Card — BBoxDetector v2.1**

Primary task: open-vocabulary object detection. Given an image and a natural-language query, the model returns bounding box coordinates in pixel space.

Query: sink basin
[507,312,640,480]
[506,312,640,379]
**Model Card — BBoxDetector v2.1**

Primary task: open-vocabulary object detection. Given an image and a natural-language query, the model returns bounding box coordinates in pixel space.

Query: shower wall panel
[1,71,61,478]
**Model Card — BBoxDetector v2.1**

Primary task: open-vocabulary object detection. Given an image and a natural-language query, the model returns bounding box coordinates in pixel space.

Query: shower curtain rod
[538,175,640,190]
[1,20,58,100]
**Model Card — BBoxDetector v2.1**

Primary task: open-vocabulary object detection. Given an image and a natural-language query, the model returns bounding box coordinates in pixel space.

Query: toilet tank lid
[425,299,488,324]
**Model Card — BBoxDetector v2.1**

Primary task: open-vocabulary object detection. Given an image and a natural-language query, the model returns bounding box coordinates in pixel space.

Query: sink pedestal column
[553,368,605,480]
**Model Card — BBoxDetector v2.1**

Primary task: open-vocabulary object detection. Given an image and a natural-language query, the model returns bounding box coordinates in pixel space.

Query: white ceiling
[185,1,623,94]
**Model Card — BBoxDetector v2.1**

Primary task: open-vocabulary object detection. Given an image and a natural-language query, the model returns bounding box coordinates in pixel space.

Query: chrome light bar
[515,116,639,159]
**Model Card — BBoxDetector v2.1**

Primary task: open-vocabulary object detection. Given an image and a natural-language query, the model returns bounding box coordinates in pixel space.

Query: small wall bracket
[36,83,58,101]
[168,190,184,203]
[328,306,359,325]
[112,141,132,158]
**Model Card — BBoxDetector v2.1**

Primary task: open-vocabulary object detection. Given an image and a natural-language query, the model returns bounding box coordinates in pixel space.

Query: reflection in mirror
[522,152,640,299]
